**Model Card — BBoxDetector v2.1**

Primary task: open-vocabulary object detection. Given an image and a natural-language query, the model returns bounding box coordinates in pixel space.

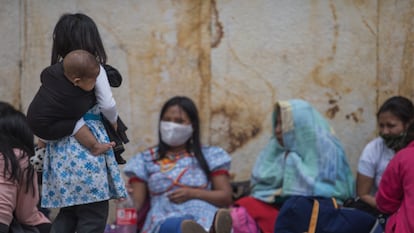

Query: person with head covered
[235,99,355,233]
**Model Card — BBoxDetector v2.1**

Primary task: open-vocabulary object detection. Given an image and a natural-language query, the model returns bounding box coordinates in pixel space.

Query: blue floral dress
[123,146,231,233]
[41,105,127,208]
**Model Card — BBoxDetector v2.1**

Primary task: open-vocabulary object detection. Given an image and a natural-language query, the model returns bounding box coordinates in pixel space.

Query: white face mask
[160,121,193,147]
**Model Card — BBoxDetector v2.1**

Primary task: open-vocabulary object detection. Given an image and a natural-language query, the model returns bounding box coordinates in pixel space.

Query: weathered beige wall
[378,0,414,104]
[1,0,414,221]
[210,0,380,179]
[0,1,21,107]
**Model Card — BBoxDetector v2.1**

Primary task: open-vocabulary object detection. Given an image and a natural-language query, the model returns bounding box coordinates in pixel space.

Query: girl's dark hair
[157,96,211,179]
[377,96,414,124]
[51,13,107,65]
[0,102,35,194]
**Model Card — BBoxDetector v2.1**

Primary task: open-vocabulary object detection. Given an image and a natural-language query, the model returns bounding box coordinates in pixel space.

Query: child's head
[51,13,107,65]
[63,49,100,91]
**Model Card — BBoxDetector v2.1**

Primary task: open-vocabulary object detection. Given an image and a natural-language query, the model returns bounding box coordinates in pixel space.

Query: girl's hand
[112,122,118,131]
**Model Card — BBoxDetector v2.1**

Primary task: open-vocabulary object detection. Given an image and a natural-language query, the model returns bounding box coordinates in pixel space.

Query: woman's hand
[167,187,194,204]
[167,174,233,207]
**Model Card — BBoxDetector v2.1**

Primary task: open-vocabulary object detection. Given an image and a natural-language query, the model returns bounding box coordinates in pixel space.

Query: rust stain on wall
[352,0,369,7]
[399,1,414,100]
[324,92,342,119]
[345,107,364,123]
[211,102,262,153]
[210,0,223,48]
[309,1,342,92]
[329,0,339,57]
[120,0,214,144]
[173,0,213,136]
[199,0,214,137]
[326,104,340,119]
[306,0,357,120]
[350,0,376,36]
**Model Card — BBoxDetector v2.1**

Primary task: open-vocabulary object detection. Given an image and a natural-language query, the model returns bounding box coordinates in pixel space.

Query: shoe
[212,209,232,233]
[181,220,208,233]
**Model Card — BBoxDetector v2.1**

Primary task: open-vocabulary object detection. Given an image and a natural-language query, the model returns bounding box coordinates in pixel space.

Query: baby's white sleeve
[72,118,85,135]
[95,65,118,123]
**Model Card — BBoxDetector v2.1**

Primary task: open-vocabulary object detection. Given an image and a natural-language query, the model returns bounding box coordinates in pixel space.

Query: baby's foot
[91,142,115,155]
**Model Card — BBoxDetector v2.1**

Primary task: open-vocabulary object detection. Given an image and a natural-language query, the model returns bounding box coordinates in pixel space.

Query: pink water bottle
[116,196,137,233]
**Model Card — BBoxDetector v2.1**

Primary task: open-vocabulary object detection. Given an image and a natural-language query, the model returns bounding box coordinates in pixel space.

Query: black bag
[103,64,122,87]
[343,197,388,231]
[8,218,39,233]
[101,64,129,164]
[343,198,382,216]
[231,180,252,201]
[102,115,129,164]
[274,196,377,233]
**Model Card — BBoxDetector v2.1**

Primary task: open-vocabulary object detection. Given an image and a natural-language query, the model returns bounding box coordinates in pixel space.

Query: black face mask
[380,132,408,151]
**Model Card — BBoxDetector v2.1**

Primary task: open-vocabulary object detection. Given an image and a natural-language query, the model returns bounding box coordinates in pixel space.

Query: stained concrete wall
[1,0,414,222]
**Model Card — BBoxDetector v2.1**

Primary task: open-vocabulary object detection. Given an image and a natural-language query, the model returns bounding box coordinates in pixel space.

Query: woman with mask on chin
[355,96,414,216]
[124,96,233,233]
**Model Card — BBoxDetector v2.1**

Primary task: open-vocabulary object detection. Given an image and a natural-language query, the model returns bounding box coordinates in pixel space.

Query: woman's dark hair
[405,120,414,144]
[157,96,211,179]
[51,13,107,65]
[0,102,35,194]
[377,96,414,125]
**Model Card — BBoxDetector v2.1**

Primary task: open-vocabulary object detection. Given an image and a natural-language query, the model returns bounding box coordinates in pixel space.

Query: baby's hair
[63,49,99,80]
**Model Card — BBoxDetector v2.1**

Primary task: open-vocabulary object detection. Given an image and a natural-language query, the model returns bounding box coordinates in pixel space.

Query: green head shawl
[251,99,355,204]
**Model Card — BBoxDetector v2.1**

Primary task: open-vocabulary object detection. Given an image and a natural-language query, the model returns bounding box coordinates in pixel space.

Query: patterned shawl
[251,99,355,204]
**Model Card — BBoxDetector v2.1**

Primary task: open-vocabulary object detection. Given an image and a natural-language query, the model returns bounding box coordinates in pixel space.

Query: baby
[27,50,125,163]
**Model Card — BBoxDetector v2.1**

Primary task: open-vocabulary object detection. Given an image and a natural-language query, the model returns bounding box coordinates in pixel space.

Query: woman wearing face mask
[376,110,414,233]
[124,96,233,233]
[355,96,414,215]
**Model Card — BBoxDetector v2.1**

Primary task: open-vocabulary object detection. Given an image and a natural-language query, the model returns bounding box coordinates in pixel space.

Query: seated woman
[235,99,355,233]
[376,113,414,233]
[124,96,233,233]
[0,101,51,233]
[356,96,414,215]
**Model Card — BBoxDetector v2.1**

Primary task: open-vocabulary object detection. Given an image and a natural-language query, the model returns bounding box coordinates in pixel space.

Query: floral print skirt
[41,106,127,208]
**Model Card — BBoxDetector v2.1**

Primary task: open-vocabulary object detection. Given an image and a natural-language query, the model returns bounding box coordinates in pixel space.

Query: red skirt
[235,196,279,233]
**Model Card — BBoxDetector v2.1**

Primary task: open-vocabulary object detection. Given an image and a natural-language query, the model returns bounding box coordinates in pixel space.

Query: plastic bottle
[116,195,137,233]
[104,224,117,233]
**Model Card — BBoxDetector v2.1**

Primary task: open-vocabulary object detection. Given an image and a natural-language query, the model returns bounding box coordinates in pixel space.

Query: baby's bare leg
[75,125,115,155]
